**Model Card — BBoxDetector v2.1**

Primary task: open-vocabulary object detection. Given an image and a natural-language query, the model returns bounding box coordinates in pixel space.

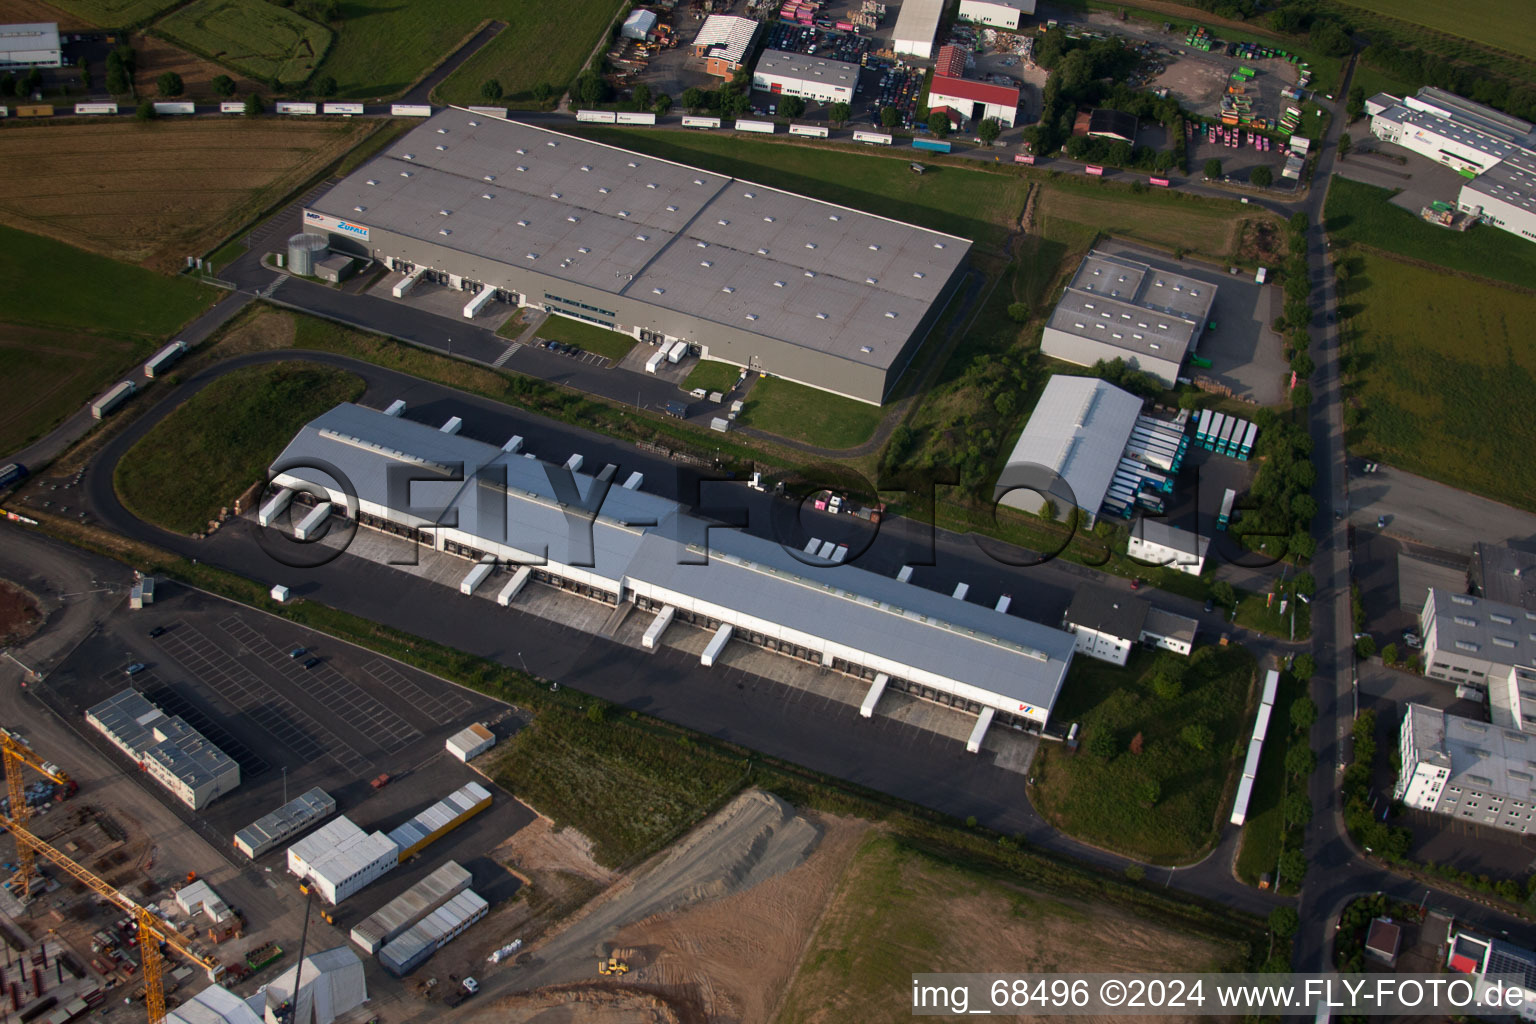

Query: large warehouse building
[1040,250,1216,386]
[1368,87,1536,245]
[0,23,61,68]
[301,109,969,405]
[86,690,241,810]
[957,0,1036,30]
[892,0,944,57]
[926,75,1021,129]
[266,403,1078,739]
[752,49,859,104]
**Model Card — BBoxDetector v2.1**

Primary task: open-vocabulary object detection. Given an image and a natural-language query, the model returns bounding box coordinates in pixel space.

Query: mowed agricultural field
[0,119,375,270]
[0,224,214,452]
[0,0,93,30]
[432,0,625,108]
[777,832,1244,1023]
[575,127,1029,250]
[156,0,332,86]
[1333,0,1536,62]
[1037,179,1279,261]
[130,31,263,99]
[30,0,170,27]
[1343,251,1536,512]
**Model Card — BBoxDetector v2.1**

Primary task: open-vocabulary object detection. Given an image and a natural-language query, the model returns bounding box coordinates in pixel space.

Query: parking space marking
[359,659,471,725]
[157,624,371,777]
[220,616,422,754]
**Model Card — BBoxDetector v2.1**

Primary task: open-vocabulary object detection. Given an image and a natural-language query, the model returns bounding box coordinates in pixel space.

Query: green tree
[994,391,1016,417]
[1007,302,1030,323]
[1294,572,1316,597]
[1136,779,1161,807]
[532,81,553,103]
[1289,211,1309,234]
[313,74,337,97]
[1087,729,1117,759]
[481,78,503,101]
[1278,848,1308,885]
[978,117,1001,145]
[135,99,156,120]
[928,110,951,136]
[78,59,90,90]
[105,53,130,95]
[828,100,850,126]
[212,74,236,97]
[653,93,671,116]
[1347,84,1365,121]
[1356,635,1377,658]
[680,86,704,112]
[1124,865,1145,882]
[1284,791,1313,828]
[1291,695,1318,732]
[1203,157,1222,179]
[1269,906,1300,939]
[1211,579,1236,609]
[1251,165,1273,187]
[881,105,899,129]
[244,93,265,116]
[585,700,609,724]
[156,71,184,97]
[1382,642,1399,666]
[631,81,651,110]
[1180,723,1215,751]
[1285,743,1317,779]
[779,95,805,119]
[575,71,607,107]
[1338,132,1353,159]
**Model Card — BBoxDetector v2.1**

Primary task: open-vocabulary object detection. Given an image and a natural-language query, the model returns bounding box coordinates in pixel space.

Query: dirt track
[0,579,42,645]
[492,790,820,996]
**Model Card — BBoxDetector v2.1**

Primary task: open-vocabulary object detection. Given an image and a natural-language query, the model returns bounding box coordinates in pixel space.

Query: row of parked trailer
[0,102,434,119]
[1102,413,1190,520]
[1229,669,1280,826]
[644,340,690,372]
[1193,409,1257,460]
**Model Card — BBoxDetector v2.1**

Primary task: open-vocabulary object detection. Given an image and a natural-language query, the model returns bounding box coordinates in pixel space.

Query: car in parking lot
[1204,597,1215,613]
[148,626,166,638]
[303,656,322,670]
[288,646,307,659]
[124,663,145,676]
[1377,514,1387,528]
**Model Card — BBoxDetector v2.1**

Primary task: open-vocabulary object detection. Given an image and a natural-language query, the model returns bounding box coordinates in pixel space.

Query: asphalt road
[1347,460,1536,553]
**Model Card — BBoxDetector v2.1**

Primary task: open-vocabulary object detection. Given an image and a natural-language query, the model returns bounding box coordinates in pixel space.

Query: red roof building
[926,74,1021,128]
[935,44,966,79]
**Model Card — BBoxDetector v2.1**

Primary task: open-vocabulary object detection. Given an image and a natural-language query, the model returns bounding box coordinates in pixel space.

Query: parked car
[1204,597,1215,613]
[303,657,322,670]
[124,663,145,676]
[148,626,166,638]
[288,646,307,659]
[1376,514,1387,528]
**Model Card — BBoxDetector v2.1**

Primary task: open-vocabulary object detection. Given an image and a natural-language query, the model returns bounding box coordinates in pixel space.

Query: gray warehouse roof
[1131,518,1209,559]
[996,375,1144,516]
[235,788,335,857]
[306,108,970,370]
[1065,586,1150,641]
[1427,588,1536,668]
[1473,542,1536,610]
[754,49,860,90]
[87,689,238,794]
[1406,703,1536,799]
[893,0,944,47]
[1462,151,1536,215]
[1374,103,1514,165]
[0,22,58,57]
[351,861,471,952]
[1046,250,1215,366]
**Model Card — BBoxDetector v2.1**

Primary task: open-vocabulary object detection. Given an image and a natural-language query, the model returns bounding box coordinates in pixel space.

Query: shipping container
[322,102,364,115]
[912,137,951,153]
[1217,487,1236,530]
[852,129,892,145]
[378,889,488,975]
[701,623,734,667]
[16,104,53,117]
[1085,164,1104,176]
[0,463,28,488]
[293,501,333,541]
[616,110,656,125]
[576,109,617,123]
[89,380,136,420]
[495,565,531,606]
[788,123,828,137]
[465,105,508,118]
[681,115,721,129]
[390,104,432,117]
[459,555,496,596]
[642,604,675,649]
[667,340,687,363]
[386,782,492,860]
[74,102,117,115]
[258,488,294,528]
[622,471,643,490]
[275,101,318,114]
[152,101,194,115]
[734,118,775,133]
[219,101,244,113]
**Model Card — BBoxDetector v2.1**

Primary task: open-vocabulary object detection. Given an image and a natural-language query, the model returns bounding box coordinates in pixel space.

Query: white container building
[957,0,1036,30]
[385,781,492,860]
[350,861,471,955]
[234,787,336,859]
[288,817,399,904]
[86,689,240,810]
[378,889,488,975]
[445,723,495,762]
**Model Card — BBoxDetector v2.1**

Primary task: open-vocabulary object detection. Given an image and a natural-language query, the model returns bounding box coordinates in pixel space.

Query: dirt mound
[0,580,43,646]
[465,986,683,1024]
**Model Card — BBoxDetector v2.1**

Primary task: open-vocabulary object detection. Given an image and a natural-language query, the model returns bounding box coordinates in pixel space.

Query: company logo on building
[304,211,369,240]
[305,211,323,221]
[334,220,369,238]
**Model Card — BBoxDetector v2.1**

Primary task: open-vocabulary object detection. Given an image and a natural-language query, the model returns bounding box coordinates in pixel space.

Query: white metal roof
[0,22,58,57]
[892,0,944,48]
[307,109,970,368]
[754,49,861,90]
[1046,250,1214,363]
[164,985,263,1024]
[86,690,237,794]
[692,14,758,66]
[998,375,1144,516]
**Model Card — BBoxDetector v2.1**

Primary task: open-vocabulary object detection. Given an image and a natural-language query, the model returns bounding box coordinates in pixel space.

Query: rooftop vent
[722,285,735,293]
[666,204,678,212]
[828,214,840,221]
[549,192,561,199]
[763,216,775,222]
[578,246,591,253]
[580,165,591,172]
[912,271,925,279]
[652,287,665,295]
[516,148,527,154]
[635,234,649,241]
[365,179,378,186]
[516,165,527,172]
[599,186,610,193]
[482,193,494,200]
[516,219,529,226]
[700,260,713,267]
[860,344,873,352]
[567,215,579,222]
[435,144,446,151]
[483,174,495,182]
[934,242,946,249]
[438,209,451,216]
[439,228,450,236]
[717,219,729,226]
[628,161,639,168]
[694,178,704,185]
[745,313,758,321]
[546,140,558,147]
[866,276,877,284]
[805,242,817,249]
[816,312,828,319]
[696,241,709,248]
[526,252,539,259]
[646,182,658,189]
[743,191,756,198]
[467,120,478,126]
[400,171,413,177]
[618,210,631,217]
[884,311,897,318]
[402,153,415,160]
[868,244,880,251]
[773,280,785,287]
[436,128,447,134]
[353,205,366,213]
[804,270,815,277]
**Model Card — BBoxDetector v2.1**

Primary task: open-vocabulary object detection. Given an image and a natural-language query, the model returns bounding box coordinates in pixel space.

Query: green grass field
[1030,644,1256,863]
[530,314,636,362]
[157,0,333,86]
[45,0,179,27]
[0,325,144,455]
[1343,251,1536,511]
[1324,176,1536,290]
[0,225,214,337]
[575,128,1030,250]
[1234,587,1312,640]
[1334,0,1536,62]
[740,376,884,450]
[683,360,743,394]
[433,0,626,108]
[1038,180,1273,262]
[490,707,746,868]
[115,362,364,533]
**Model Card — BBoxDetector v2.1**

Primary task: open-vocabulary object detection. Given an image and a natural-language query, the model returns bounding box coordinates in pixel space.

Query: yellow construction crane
[1,739,224,1024]
[2,731,71,898]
